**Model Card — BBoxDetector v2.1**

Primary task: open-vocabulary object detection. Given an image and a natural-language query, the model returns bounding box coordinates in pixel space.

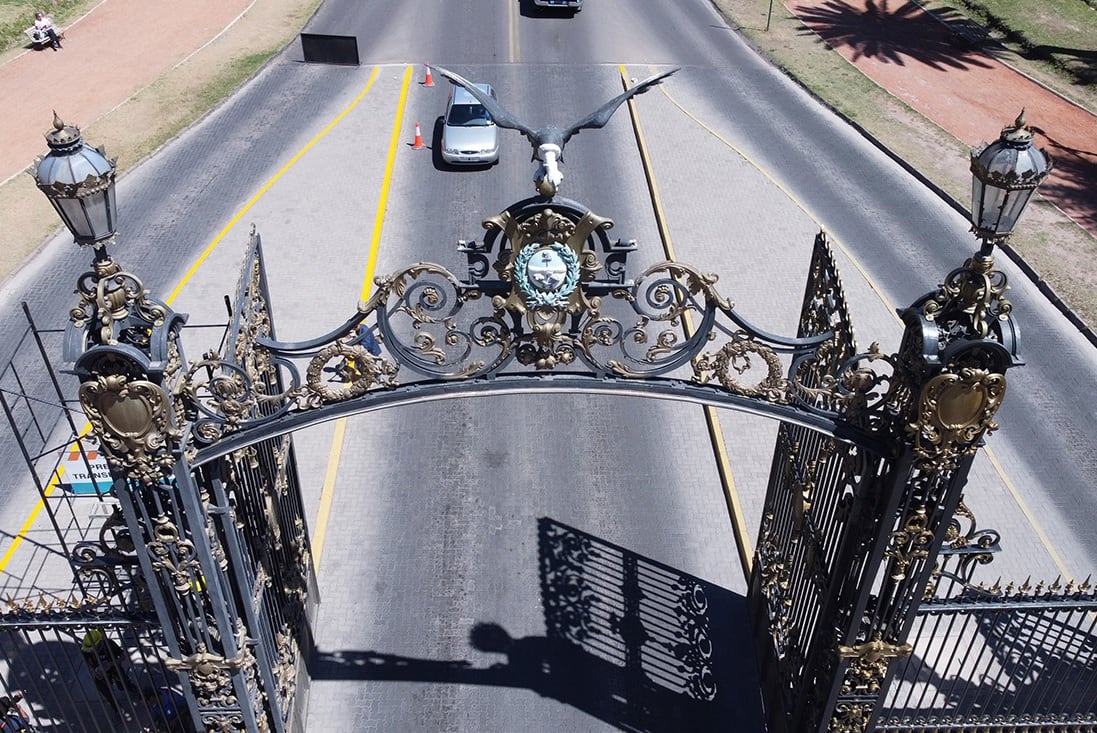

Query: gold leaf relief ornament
[909,367,1007,471]
[837,633,913,696]
[885,506,934,580]
[828,702,875,733]
[78,373,180,485]
[698,332,788,401]
[147,516,202,595]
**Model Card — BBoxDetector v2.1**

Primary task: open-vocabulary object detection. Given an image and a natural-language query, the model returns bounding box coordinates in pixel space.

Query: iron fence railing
[879,579,1097,731]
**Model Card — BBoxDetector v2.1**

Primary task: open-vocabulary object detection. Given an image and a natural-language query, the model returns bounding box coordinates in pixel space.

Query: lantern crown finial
[43,112,82,150]
[1000,109,1036,147]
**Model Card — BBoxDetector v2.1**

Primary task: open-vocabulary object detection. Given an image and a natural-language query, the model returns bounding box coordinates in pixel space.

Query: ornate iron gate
[4,189,1031,731]
[0,235,319,730]
[89,234,320,732]
[877,509,1097,731]
[0,309,199,731]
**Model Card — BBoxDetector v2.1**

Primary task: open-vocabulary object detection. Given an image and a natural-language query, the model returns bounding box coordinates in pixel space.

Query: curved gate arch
[68,195,1020,732]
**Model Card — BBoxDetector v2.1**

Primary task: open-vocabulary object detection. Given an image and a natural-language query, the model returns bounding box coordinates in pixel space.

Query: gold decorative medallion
[910,367,1006,471]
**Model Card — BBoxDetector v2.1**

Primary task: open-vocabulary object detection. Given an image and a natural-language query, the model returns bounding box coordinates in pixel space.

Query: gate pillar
[35,119,316,732]
[751,113,1050,733]
[753,246,1023,733]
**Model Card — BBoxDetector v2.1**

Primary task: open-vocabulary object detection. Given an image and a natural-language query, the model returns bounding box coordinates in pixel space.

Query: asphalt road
[2,0,1095,730]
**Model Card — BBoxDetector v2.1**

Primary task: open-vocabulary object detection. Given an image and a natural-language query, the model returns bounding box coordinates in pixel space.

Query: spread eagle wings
[433,66,679,158]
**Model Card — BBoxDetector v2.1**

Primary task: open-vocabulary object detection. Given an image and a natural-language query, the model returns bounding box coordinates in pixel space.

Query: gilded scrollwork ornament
[828,701,875,733]
[202,714,247,733]
[173,213,899,460]
[698,331,788,401]
[837,633,913,695]
[756,514,796,660]
[167,622,256,711]
[922,253,1011,340]
[147,515,203,595]
[69,255,167,348]
[885,506,934,581]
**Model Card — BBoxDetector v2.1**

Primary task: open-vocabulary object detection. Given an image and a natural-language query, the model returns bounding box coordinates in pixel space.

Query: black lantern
[31,112,118,247]
[970,111,1052,246]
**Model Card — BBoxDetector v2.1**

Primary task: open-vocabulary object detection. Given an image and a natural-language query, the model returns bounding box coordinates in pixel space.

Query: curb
[833,106,1097,350]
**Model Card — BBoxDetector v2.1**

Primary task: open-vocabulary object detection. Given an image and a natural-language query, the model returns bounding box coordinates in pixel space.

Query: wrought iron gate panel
[0,616,194,731]
[195,435,317,732]
[751,228,885,732]
[750,218,1029,733]
[753,420,888,733]
[41,228,321,732]
[142,228,318,732]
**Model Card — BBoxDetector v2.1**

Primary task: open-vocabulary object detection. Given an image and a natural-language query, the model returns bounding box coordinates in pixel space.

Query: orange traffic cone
[423,65,434,87]
[412,121,424,149]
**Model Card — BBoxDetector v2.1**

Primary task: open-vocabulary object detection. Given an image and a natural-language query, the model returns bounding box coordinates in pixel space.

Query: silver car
[441,83,499,166]
[533,0,583,10]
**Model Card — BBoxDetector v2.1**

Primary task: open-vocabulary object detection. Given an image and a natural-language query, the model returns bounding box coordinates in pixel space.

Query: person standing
[33,12,61,50]
[80,630,138,712]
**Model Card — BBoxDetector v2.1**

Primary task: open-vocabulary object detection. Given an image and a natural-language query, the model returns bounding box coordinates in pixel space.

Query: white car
[441,83,499,166]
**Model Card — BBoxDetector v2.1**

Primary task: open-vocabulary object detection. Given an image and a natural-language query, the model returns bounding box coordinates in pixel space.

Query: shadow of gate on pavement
[309,517,766,733]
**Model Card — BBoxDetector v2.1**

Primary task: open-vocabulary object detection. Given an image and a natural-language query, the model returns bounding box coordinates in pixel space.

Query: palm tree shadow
[310,518,766,732]
[792,0,998,70]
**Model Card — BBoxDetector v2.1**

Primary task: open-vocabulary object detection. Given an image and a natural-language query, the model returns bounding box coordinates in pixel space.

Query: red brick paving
[2,0,249,184]
[788,0,1097,237]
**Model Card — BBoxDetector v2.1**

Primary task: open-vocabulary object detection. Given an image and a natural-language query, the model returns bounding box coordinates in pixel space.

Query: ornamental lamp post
[900,113,1053,390]
[32,112,119,251]
[31,114,184,381]
[969,110,1052,253]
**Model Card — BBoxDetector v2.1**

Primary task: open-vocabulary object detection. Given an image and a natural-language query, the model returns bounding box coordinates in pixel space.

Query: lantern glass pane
[84,189,115,241]
[999,188,1035,233]
[54,197,93,240]
[974,180,1010,232]
[970,177,986,228]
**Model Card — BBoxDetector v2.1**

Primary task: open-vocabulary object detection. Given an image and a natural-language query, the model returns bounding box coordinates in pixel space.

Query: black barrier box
[300,33,359,65]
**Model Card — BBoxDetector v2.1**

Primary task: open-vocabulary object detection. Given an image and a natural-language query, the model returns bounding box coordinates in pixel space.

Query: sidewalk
[786,0,1097,238]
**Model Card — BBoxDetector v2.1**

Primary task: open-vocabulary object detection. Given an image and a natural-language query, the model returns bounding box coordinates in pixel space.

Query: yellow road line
[985,446,1073,577]
[658,76,1069,580]
[509,0,520,64]
[1,425,95,573]
[361,66,413,301]
[3,69,386,575]
[312,418,347,570]
[315,66,413,569]
[167,66,381,306]
[0,477,58,571]
[621,65,754,578]
[658,84,898,327]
